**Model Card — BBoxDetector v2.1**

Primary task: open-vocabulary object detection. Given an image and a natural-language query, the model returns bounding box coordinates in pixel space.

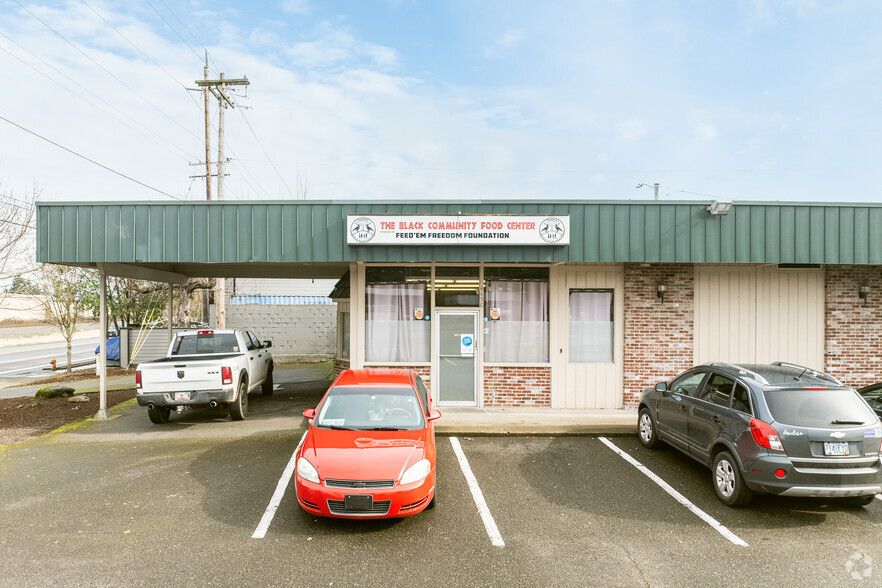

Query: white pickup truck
[135,329,274,424]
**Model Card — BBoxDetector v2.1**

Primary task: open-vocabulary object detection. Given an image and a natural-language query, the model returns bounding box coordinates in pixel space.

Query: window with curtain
[483,267,549,363]
[569,289,614,363]
[365,267,430,362]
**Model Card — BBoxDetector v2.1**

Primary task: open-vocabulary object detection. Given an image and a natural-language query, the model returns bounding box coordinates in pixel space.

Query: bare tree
[0,185,38,306]
[177,278,215,326]
[39,264,88,373]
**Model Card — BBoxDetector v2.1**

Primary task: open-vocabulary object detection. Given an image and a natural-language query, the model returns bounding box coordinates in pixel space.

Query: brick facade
[483,366,551,407]
[623,264,695,409]
[825,265,882,388]
[333,358,350,379]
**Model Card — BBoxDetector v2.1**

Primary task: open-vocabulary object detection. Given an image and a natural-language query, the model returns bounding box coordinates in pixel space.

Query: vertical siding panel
[252,205,268,262]
[179,206,194,262]
[750,207,765,263]
[149,206,163,262]
[808,207,824,263]
[675,206,691,261]
[107,206,121,262]
[76,206,91,262]
[90,206,105,263]
[614,205,629,261]
[629,205,645,262]
[734,206,751,262]
[757,206,776,263]
[659,206,676,262]
[120,206,135,262]
[644,206,660,263]
[599,206,615,262]
[826,208,842,263]
[164,206,179,262]
[866,208,880,263]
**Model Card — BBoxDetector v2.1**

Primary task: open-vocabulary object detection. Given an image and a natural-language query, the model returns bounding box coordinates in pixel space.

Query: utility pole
[202,52,211,200]
[195,67,249,328]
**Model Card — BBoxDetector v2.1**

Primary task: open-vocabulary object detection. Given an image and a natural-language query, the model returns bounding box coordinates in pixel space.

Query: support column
[96,268,109,420]
[168,283,174,344]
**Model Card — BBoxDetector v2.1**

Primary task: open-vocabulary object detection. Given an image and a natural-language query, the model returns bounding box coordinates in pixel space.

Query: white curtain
[484,280,548,363]
[366,283,430,362]
[569,290,614,363]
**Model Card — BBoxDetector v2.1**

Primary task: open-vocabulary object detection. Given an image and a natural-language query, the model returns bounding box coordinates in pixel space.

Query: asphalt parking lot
[1,369,880,587]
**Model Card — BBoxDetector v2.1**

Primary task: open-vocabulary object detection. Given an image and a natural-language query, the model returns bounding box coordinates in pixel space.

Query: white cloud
[620,118,648,141]
[484,28,527,58]
[280,0,311,15]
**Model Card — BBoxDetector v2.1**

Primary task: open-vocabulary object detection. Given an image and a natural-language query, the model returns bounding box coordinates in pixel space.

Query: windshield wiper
[321,424,355,430]
[367,427,405,431]
[830,419,865,425]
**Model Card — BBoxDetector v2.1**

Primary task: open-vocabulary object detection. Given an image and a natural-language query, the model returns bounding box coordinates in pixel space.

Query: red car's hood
[301,427,429,481]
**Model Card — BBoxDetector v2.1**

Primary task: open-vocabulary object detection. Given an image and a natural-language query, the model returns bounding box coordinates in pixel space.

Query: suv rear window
[764,388,877,427]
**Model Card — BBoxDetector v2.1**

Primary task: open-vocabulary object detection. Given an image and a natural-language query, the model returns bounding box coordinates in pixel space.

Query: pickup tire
[147,405,171,424]
[262,364,274,396]
[229,379,248,421]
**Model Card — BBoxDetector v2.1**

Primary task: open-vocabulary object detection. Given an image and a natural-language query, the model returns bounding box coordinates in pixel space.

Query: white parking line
[449,437,505,547]
[598,437,749,548]
[252,430,307,539]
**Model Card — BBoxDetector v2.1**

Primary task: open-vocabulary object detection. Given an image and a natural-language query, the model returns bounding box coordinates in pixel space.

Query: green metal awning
[36,200,882,278]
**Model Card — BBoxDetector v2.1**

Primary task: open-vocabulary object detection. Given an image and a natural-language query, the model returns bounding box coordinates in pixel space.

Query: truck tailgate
[141,361,226,393]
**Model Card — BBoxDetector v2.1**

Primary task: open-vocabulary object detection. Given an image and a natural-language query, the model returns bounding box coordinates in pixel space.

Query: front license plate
[824,442,850,456]
[174,392,191,401]
[344,494,373,511]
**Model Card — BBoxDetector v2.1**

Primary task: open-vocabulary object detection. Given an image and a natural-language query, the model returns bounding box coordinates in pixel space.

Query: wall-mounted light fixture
[859,284,870,307]
[707,200,733,216]
[636,182,660,200]
[657,283,667,302]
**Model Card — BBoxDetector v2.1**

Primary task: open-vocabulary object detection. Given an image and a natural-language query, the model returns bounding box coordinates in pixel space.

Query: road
[0,337,100,387]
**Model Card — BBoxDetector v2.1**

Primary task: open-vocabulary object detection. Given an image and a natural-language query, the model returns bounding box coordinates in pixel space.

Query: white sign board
[347,215,569,246]
[460,334,475,356]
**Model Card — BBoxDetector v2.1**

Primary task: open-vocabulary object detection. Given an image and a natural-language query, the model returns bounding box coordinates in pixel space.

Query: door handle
[712,416,722,423]
[680,405,689,412]
[250,357,254,361]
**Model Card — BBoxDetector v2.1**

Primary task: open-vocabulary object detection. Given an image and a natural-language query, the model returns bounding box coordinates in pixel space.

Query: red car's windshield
[316,387,425,431]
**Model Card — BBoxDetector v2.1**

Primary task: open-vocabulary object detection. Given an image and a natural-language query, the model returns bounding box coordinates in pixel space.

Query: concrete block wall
[825,265,882,388]
[215,302,337,362]
[622,264,695,409]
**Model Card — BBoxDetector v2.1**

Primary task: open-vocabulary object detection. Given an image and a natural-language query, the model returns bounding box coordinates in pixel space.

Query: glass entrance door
[436,310,478,405]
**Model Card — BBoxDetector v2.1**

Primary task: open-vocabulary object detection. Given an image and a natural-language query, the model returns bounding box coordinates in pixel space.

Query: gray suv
[638,362,882,507]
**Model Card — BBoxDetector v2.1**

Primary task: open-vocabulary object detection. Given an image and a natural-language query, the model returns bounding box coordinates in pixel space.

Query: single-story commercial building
[37,200,881,411]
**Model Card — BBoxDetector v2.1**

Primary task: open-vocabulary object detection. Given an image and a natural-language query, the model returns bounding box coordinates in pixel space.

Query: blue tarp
[95,336,120,361]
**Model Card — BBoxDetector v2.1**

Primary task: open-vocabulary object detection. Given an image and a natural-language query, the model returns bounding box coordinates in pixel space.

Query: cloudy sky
[1,0,881,204]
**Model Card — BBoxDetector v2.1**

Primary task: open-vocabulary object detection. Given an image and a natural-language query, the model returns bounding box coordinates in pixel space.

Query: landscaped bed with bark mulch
[0,389,136,447]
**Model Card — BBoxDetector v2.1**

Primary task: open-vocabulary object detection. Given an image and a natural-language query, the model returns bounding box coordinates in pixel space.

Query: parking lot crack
[620,544,651,587]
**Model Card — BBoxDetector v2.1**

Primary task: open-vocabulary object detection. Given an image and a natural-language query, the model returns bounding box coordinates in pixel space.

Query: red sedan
[295,369,441,518]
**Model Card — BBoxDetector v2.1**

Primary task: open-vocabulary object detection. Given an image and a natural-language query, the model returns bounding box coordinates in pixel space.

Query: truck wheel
[147,406,171,424]
[229,379,248,421]
[262,365,274,396]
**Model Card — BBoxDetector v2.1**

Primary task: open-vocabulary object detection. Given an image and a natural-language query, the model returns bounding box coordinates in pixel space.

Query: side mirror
[654,382,668,393]
[428,409,442,421]
[263,340,273,348]
[302,408,316,420]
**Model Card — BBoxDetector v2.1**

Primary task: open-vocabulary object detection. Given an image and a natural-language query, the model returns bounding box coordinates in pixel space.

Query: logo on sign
[539,217,565,243]
[350,217,376,243]
[462,336,473,347]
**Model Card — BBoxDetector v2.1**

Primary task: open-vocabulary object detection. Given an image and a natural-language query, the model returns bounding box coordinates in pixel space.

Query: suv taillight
[221,366,233,385]
[135,370,141,389]
[750,418,785,452]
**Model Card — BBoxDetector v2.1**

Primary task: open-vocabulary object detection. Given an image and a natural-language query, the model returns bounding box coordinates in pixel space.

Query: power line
[14,0,203,144]
[145,0,217,74]
[0,34,193,162]
[238,109,296,198]
[0,114,182,200]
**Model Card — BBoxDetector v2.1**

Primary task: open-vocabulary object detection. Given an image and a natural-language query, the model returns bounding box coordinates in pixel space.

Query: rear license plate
[344,494,373,511]
[174,392,191,401]
[824,442,850,456]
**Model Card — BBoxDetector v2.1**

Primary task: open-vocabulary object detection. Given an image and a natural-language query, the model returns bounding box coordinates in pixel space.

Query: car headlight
[400,458,431,485]
[296,457,320,484]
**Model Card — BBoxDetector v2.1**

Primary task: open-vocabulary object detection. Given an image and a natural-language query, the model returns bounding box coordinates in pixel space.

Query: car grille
[325,479,395,489]
[327,499,391,515]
